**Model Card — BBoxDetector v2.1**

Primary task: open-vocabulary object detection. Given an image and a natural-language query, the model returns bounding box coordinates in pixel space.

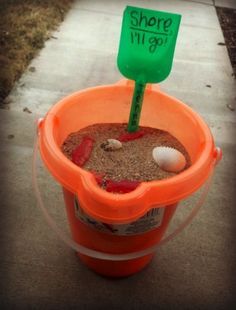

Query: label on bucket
[74,197,165,236]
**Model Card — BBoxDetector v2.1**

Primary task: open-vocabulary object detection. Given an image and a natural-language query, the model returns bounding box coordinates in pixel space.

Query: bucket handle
[33,125,221,261]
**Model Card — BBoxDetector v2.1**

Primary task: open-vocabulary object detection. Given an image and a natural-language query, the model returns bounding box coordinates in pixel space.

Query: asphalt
[1,0,236,309]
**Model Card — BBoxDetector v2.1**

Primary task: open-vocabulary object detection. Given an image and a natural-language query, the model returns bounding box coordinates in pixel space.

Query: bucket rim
[38,81,216,223]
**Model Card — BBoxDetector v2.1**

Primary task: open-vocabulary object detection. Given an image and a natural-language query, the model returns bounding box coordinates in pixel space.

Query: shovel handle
[128,80,146,132]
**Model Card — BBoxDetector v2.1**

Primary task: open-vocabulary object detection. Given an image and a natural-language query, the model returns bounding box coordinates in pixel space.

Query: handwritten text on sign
[129,10,173,53]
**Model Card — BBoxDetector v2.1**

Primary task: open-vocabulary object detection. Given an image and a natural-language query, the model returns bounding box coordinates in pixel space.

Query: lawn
[0,0,73,102]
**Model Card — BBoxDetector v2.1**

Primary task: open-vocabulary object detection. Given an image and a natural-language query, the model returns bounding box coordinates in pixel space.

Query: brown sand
[61,123,191,182]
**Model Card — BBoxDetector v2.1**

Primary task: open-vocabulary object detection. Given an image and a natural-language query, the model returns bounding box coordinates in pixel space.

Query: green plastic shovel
[117,6,181,132]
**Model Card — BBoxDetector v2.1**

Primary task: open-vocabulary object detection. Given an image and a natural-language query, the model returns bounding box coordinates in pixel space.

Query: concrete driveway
[0,0,235,308]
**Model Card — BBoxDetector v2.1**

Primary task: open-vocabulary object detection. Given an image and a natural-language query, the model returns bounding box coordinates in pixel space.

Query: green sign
[117,6,181,131]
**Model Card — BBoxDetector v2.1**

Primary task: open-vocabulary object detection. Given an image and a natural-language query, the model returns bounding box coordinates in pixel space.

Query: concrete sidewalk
[1,0,236,308]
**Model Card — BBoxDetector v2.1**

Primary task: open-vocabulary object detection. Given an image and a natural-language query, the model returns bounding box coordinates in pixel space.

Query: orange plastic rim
[38,79,217,224]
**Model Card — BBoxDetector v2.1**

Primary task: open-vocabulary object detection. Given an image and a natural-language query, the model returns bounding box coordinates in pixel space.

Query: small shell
[152,146,186,173]
[101,139,122,151]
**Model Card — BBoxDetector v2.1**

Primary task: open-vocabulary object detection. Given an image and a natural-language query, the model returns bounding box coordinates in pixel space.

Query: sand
[61,123,191,183]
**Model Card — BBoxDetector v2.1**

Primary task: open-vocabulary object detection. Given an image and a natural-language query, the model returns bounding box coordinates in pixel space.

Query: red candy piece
[72,136,94,167]
[106,179,141,193]
[117,131,145,142]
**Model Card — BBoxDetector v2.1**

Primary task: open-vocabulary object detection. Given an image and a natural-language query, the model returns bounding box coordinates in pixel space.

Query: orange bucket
[38,79,221,277]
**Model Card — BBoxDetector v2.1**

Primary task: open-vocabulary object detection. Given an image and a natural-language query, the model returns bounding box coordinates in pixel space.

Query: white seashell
[152,146,186,173]
[101,139,122,151]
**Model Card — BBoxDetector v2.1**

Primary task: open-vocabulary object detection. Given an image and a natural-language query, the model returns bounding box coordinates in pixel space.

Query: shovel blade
[117,6,181,83]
